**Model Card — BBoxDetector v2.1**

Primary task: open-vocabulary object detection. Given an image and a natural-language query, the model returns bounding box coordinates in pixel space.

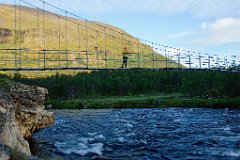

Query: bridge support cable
[177,49,181,69]
[95,31,99,68]
[113,36,117,67]
[152,42,155,69]
[164,46,167,69]
[104,27,107,69]
[121,33,124,52]
[224,57,228,69]
[137,39,140,69]
[128,40,131,68]
[42,1,46,69]
[142,44,146,69]
[78,24,81,67]
[186,51,190,69]
[65,11,68,68]
[14,0,17,68]
[208,55,212,70]
[37,8,40,68]
[111,35,115,68]
[58,16,61,67]
[19,0,22,68]
[85,20,89,69]
[188,56,192,69]
[109,36,115,68]
[198,53,202,69]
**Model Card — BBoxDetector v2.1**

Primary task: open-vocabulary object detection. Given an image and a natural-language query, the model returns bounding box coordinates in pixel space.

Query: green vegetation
[46,95,240,109]
[0,74,13,92]
[11,70,240,109]
[46,94,179,109]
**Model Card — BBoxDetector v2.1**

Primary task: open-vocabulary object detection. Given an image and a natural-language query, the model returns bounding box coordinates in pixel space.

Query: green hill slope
[0,3,178,75]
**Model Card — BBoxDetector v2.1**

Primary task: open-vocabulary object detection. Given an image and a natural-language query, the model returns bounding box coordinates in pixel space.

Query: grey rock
[0,82,54,159]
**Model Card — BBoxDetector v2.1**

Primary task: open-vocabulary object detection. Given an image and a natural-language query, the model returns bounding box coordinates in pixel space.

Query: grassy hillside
[0,3,178,76]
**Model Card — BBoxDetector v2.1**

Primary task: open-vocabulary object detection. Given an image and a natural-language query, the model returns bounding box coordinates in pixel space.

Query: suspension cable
[112,35,116,67]
[42,1,46,69]
[19,0,22,68]
[152,42,155,69]
[85,20,88,68]
[78,24,81,66]
[58,15,61,67]
[14,0,17,68]
[104,27,107,69]
[65,11,68,68]
[37,7,40,68]
[138,38,140,68]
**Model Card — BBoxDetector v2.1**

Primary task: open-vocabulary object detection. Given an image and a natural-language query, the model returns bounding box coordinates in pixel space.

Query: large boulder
[0,81,54,159]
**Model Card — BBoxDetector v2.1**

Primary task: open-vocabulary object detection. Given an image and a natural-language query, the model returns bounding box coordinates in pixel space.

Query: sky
[2,0,240,62]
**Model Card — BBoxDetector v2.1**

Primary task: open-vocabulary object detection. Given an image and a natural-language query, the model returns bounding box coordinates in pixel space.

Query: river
[31,108,240,160]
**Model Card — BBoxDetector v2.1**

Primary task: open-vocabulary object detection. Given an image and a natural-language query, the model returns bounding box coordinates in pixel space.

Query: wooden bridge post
[165,46,167,69]
[14,0,17,68]
[152,42,155,69]
[85,20,89,69]
[177,49,180,69]
[104,27,107,69]
[138,39,140,68]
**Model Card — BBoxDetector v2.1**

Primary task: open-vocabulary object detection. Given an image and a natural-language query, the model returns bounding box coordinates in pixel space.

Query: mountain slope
[0,3,178,73]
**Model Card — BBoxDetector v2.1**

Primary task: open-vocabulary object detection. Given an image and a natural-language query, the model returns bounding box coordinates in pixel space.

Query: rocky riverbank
[0,81,54,160]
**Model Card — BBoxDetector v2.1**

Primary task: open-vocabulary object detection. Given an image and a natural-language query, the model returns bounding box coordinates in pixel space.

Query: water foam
[54,135,104,156]
[223,126,231,131]
[72,143,104,156]
[126,123,133,128]
[94,134,106,140]
[223,151,240,157]
[118,137,125,143]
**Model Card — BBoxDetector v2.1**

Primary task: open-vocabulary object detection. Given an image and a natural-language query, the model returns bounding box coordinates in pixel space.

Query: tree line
[10,70,240,99]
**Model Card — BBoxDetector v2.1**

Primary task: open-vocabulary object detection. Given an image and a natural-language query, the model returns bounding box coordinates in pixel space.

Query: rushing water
[31,108,240,160]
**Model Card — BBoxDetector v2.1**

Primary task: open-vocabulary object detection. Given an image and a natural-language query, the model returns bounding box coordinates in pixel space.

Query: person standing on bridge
[121,47,132,68]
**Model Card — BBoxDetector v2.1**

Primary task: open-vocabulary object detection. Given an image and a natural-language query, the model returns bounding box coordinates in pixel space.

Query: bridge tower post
[152,42,155,69]
[165,46,167,69]
[19,0,22,69]
[65,11,68,68]
[188,51,191,69]
[198,53,202,69]
[208,55,211,70]
[14,0,17,68]
[42,1,46,69]
[85,20,89,69]
[137,38,140,69]
[104,27,107,69]
[37,8,40,68]
[177,49,180,69]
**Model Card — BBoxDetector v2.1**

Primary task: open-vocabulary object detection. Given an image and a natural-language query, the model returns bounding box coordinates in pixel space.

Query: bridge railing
[0,48,239,72]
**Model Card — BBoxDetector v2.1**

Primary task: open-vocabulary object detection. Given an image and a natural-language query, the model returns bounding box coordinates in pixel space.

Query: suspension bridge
[0,0,239,72]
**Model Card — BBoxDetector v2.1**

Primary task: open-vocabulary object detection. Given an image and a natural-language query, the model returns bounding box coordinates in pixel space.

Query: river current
[31,108,240,160]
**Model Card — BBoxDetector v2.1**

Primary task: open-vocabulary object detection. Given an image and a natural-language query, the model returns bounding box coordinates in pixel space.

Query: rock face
[0,82,54,159]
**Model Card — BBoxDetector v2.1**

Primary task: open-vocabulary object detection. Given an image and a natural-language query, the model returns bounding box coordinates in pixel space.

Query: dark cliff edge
[0,81,54,160]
